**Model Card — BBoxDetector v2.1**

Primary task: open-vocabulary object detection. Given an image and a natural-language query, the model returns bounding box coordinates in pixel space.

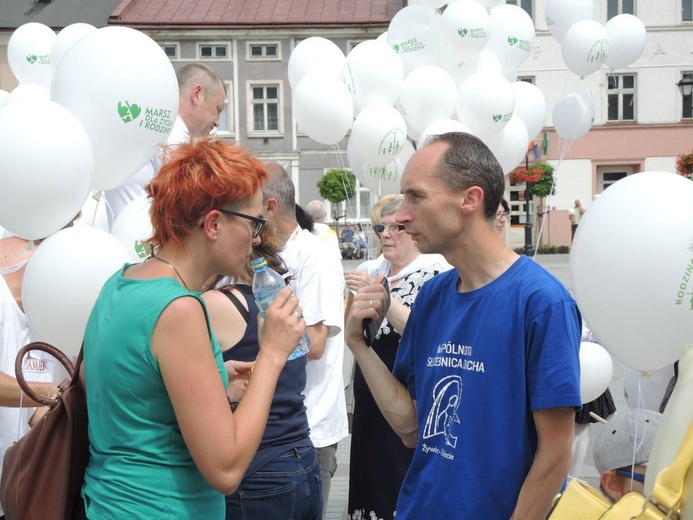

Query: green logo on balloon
[458,28,469,37]
[26,55,37,64]
[117,101,142,123]
[507,36,519,46]
[492,114,502,122]
[392,44,400,53]
[134,239,151,259]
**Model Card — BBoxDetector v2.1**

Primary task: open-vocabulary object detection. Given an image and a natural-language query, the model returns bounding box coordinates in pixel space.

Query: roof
[0,0,124,30]
[108,0,404,29]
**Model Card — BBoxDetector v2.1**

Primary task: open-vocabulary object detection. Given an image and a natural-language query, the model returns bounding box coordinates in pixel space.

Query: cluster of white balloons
[289,0,550,195]
[0,22,180,355]
[547,0,647,141]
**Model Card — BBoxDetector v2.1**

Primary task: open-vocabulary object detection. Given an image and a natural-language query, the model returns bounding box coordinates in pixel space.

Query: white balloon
[456,72,515,137]
[22,226,129,356]
[9,83,50,103]
[74,191,110,232]
[623,364,676,411]
[552,92,594,142]
[486,5,535,75]
[342,40,404,114]
[288,37,346,89]
[545,0,594,45]
[111,195,154,262]
[474,0,502,7]
[446,48,503,88]
[388,5,440,75]
[0,100,93,240]
[351,103,408,167]
[399,66,457,133]
[511,81,547,140]
[293,74,353,145]
[350,138,415,197]
[579,342,614,404]
[51,23,97,73]
[7,23,56,88]
[418,119,470,148]
[604,14,647,69]
[440,0,490,62]
[481,115,529,174]
[570,172,693,371]
[51,27,179,191]
[376,32,388,45]
[562,20,610,77]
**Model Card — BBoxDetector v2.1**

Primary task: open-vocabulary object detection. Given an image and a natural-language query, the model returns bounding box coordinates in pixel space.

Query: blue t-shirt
[222,285,311,476]
[82,267,228,519]
[392,256,581,519]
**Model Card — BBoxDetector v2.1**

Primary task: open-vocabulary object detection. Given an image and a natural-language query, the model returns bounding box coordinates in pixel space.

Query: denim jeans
[226,446,322,520]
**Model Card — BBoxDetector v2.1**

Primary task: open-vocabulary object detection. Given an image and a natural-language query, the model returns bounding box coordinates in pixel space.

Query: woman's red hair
[146,138,268,250]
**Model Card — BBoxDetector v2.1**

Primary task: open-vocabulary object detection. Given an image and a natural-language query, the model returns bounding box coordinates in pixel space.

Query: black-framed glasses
[375,223,405,235]
[495,211,510,220]
[219,208,266,238]
[615,469,646,484]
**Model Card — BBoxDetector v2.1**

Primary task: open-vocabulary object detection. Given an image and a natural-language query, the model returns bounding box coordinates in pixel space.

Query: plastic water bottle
[251,257,311,360]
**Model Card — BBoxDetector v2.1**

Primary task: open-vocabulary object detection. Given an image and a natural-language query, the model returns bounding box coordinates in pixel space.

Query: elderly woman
[77,139,306,519]
[344,195,449,520]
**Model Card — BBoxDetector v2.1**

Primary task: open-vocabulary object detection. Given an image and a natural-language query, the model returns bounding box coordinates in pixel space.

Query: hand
[224,360,254,402]
[258,286,306,362]
[345,281,389,353]
[344,270,375,294]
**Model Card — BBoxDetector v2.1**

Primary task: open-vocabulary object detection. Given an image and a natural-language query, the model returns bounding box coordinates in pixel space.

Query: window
[508,187,533,226]
[198,43,230,59]
[505,0,532,19]
[347,40,366,53]
[598,166,633,192]
[217,81,233,135]
[685,0,693,22]
[248,82,281,134]
[247,42,280,61]
[607,0,634,20]
[607,73,635,121]
[682,72,693,118]
[518,76,535,85]
[160,43,179,60]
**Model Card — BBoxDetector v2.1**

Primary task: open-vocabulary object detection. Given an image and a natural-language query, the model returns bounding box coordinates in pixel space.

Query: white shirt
[105,115,190,227]
[312,223,342,262]
[280,226,348,448]
[0,272,55,515]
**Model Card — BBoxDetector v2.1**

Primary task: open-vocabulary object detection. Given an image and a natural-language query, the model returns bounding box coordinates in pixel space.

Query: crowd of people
[0,68,663,519]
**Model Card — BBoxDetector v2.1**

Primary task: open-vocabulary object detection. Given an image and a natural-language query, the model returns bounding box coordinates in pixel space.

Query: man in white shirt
[305,200,341,261]
[263,164,348,518]
[105,63,226,226]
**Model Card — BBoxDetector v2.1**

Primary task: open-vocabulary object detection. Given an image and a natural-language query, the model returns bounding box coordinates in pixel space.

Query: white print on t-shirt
[426,341,485,372]
[423,375,462,450]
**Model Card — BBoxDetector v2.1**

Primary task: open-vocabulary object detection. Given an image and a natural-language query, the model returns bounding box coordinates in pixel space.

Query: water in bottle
[251,257,311,360]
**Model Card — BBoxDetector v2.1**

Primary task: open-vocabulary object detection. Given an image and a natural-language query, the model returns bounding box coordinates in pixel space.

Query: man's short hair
[425,132,505,220]
[262,162,297,217]
[306,200,327,221]
[593,410,661,474]
[176,63,225,99]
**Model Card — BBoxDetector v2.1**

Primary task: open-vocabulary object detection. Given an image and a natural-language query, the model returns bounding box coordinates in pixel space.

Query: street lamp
[523,152,535,257]
[677,77,693,108]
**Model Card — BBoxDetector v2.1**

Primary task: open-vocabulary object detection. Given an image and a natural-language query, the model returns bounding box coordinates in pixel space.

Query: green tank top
[81,267,228,519]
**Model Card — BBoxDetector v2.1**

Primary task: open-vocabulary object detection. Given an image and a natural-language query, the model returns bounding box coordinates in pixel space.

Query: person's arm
[305,323,328,360]
[345,283,419,447]
[384,298,410,336]
[154,287,304,495]
[0,371,56,408]
[510,407,575,520]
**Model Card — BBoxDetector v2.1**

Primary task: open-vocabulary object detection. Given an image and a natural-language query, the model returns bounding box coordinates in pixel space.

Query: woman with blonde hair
[77,139,306,519]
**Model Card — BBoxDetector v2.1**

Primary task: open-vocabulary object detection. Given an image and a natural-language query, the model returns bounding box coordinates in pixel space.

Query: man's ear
[190,84,204,107]
[600,470,625,503]
[264,197,278,216]
[460,186,484,214]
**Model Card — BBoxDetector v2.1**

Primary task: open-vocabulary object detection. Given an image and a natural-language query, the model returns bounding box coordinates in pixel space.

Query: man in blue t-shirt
[344,132,581,519]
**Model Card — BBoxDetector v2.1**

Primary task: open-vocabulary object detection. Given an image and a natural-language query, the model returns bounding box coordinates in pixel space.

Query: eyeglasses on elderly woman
[375,223,405,235]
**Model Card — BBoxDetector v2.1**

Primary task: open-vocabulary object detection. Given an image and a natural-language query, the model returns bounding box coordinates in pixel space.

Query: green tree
[317,169,356,204]
[527,162,556,198]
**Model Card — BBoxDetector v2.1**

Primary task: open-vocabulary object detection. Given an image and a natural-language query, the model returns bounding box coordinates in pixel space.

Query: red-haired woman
[76,139,306,519]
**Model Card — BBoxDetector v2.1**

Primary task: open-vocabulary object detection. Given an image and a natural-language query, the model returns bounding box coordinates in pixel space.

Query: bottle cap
[251,257,267,271]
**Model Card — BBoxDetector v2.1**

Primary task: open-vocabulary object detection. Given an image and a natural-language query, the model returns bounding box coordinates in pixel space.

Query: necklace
[495,245,510,268]
[149,254,191,291]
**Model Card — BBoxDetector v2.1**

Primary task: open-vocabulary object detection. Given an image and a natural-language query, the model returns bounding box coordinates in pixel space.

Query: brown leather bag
[0,342,89,520]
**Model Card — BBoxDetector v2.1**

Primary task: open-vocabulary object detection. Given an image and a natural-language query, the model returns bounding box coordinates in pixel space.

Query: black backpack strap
[224,290,250,324]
